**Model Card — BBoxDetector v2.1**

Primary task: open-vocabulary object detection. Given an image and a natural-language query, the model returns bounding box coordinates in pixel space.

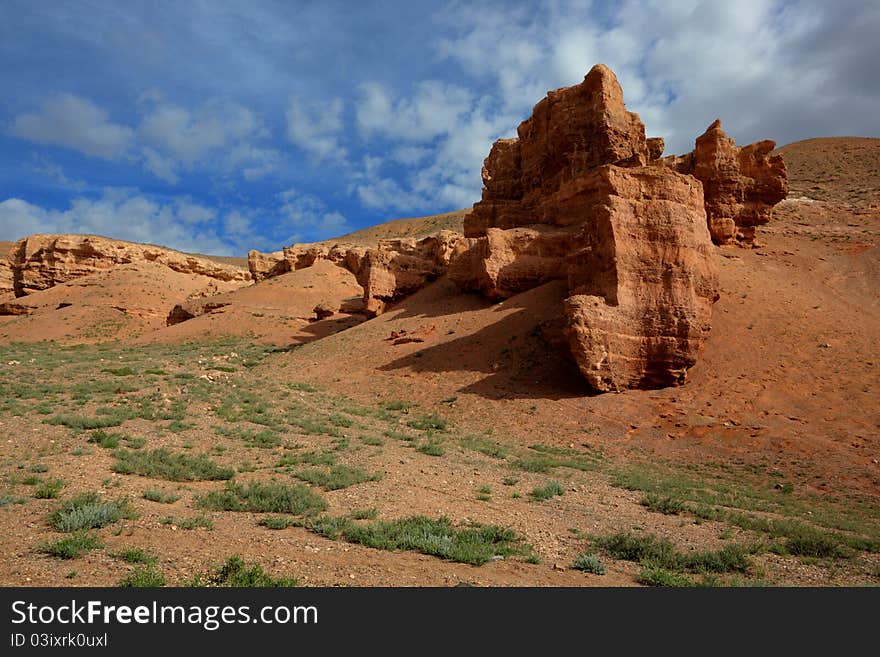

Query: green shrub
[293,465,382,491]
[196,481,326,516]
[39,531,103,559]
[33,478,65,499]
[112,448,234,481]
[529,481,564,502]
[111,548,157,564]
[407,414,447,431]
[118,565,165,587]
[572,553,606,575]
[640,493,686,515]
[308,515,533,566]
[49,494,133,532]
[143,490,180,504]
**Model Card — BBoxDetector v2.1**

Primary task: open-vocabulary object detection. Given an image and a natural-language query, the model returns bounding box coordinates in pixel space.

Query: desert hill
[775,137,880,206]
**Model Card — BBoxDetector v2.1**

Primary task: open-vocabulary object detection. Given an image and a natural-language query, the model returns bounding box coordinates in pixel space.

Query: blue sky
[1,0,877,256]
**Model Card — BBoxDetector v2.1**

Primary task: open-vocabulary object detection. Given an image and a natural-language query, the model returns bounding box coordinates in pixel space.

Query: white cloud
[286,97,346,162]
[0,190,242,255]
[137,97,278,181]
[278,189,350,243]
[355,80,474,142]
[9,94,134,159]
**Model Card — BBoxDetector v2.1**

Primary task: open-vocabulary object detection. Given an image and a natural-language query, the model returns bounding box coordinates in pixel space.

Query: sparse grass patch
[594,531,752,575]
[142,490,180,504]
[384,400,412,412]
[407,414,447,431]
[47,411,131,431]
[112,448,234,481]
[349,508,378,520]
[459,435,510,459]
[193,556,297,587]
[33,478,65,499]
[641,493,687,515]
[39,531,103,559]
[638,567,696,587]
[307,515,534,566]
[278,450,337,467]
[160,515,213,530]
[118,565,165,587]
[360,434,384,446]
[111,548,157,564]
[216,426,283,449]
[101,367,137,376]
[289,382,321,393]
[416,440,445,457]
[293,465,382,491]
[0,494,26,506]
[29,464,49,473]
[384,430,416,442]
[196,481,326,516]
[572,553,606,575]
[529,481,564,502]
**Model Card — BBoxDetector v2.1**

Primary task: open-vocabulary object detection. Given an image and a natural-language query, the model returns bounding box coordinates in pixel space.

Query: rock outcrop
[664,119,788,246]
[249,231,469,317]
[10,234,252,297]
[450,63,720,390]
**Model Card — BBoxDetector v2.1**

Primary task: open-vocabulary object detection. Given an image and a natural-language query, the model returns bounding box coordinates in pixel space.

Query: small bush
[143,490,180,504]
[259,516,297,530]
[196,481,327,516]
[594,532,677,567]
[572,553,606,575]
[293,465,382,491]
[88,430,122,449]
[112,448,234,481]
[47,412,130,430]
[529,481,564,502]
[39,531,103,559]
[49,494,133,532]
[111,548,157,564]
[638,567,695,587]
[118,565,165,587]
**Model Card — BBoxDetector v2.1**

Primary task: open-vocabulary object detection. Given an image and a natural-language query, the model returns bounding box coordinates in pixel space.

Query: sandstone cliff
[10,234,252,297]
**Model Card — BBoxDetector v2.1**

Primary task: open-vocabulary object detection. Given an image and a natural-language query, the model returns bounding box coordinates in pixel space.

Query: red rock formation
[248,231,469,318]
[561,165,718,390]
[466,64,663,238]
[11,234,251,297]
[451,63,720,391]
[666,119,788,245]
